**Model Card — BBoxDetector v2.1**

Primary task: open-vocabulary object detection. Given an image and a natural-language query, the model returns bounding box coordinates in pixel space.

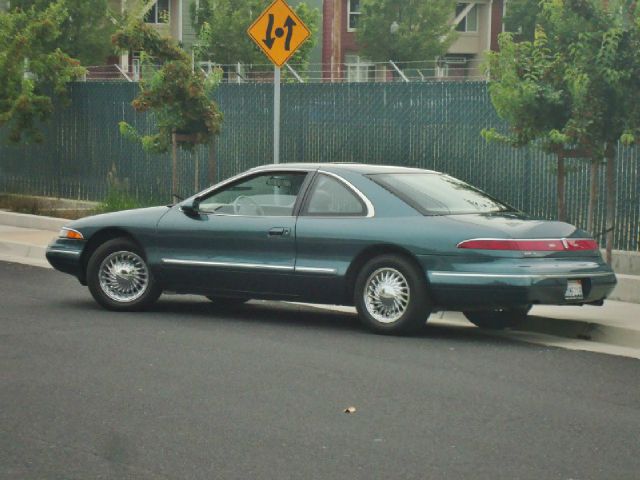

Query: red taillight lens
[457,238,598,251]
[565,239,599,250]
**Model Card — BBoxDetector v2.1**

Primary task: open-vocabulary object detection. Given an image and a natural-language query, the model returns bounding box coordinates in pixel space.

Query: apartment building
[321,0,506,81]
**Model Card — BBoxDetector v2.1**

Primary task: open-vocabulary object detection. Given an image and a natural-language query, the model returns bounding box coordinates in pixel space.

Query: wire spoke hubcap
[99,251,149,303]
[364,267,410,324]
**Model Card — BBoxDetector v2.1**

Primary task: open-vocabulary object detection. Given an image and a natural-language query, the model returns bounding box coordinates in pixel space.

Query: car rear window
[370,173,512,215]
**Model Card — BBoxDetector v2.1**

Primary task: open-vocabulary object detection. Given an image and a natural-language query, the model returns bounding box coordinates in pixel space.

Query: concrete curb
[0,211,68,232]
[515,315,640,350]
[298,303,639,357]
[0,239,48,261]
[0,240,50,269]
[609,274,640,303]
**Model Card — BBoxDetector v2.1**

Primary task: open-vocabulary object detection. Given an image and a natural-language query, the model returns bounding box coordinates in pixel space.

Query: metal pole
[274,66,281,164]
[389,60,409,83]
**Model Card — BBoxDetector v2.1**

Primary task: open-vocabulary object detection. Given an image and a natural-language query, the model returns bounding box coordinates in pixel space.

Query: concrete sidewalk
[0,225,57,268]
[0,212,638,358]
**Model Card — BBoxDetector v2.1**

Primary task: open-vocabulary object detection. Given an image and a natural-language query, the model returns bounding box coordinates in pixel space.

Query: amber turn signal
[59,228,84,240]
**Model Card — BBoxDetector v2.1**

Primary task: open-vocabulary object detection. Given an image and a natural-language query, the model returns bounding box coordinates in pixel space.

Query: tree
[0,1,86,143]
[503,0,541,42]
[8,0,117,66]
[356,0,455,65]
[113,18,224,198]
[191,0,319,70]
[483,0,640,263]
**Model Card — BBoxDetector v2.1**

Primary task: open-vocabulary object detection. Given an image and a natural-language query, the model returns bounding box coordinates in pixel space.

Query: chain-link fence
[0,81,638,251]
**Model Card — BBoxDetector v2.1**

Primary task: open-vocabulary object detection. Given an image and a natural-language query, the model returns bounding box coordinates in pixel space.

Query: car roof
[250,162,440,175]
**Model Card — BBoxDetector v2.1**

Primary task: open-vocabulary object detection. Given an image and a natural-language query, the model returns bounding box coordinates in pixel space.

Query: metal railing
[81,59,487,83]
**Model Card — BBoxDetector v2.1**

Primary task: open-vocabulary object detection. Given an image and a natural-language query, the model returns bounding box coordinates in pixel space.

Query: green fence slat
[0,81,638,251]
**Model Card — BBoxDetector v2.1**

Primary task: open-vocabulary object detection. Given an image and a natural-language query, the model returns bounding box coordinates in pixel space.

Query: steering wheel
[232,195,265,216]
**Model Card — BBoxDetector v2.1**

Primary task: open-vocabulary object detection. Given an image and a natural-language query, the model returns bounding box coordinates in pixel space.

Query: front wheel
[463,306,531,330]
[354,254,431,335]
[87,238,161,311]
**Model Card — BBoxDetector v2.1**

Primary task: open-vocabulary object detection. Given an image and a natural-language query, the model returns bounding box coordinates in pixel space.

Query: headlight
[58,228,84,240]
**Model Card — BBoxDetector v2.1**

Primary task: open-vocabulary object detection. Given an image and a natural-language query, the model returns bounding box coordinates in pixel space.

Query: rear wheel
[206,296,249,307]
[354,254,431,335]
[87,238,161,311]
[464,306,531,330]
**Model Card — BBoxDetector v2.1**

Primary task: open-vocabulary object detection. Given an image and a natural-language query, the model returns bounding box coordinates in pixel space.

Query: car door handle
[268,227,290,237]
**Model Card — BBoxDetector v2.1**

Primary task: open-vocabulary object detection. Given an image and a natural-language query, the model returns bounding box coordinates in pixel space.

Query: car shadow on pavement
[61,295,530,348]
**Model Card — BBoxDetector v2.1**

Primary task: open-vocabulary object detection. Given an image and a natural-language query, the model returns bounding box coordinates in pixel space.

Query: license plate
[565,279,583,300]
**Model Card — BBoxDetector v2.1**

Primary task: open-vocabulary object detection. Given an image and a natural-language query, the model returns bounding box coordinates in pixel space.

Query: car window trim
[292,170,318,217]
[195,168,313,217]
[300,170,374,218]
[367,173,515,216]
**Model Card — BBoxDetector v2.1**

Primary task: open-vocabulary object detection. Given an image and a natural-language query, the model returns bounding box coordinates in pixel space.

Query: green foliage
[356,0,455,64]
[112,19,223,153]
[95,164,144,213]
[192,0,319,68]
[8,0,117,66]
[503,0,542,42]
[0,1,86,143]
[484,0,640,154]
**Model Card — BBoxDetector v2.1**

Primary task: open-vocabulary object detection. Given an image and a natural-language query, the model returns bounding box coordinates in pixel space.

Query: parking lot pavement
[1,261,639,479]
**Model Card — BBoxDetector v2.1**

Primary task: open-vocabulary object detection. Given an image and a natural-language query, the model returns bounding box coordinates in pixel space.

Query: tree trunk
[604,144,616,265]
[171,132,178,202]
[207,137,217,186]
[586,158,599,233]
[557,153,566,222]
[194,157,199,193]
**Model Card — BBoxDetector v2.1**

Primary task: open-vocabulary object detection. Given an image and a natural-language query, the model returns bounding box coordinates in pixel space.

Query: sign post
[247,0,310,165]
[273,66,281,164]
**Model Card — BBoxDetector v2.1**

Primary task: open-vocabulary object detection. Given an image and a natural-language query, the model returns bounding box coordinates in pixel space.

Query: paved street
[1,261,639,479]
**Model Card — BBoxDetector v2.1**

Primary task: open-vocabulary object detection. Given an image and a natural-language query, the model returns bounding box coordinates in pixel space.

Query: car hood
[67,206,171,232]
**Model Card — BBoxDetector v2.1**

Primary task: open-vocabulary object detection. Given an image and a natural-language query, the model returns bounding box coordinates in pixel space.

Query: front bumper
[45,239,85,281]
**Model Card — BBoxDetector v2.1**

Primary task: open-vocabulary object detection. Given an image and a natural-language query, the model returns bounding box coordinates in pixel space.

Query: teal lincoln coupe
[46,163,617,334]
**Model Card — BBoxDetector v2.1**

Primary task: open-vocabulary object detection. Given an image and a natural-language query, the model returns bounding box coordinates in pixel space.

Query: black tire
[354,254,431,335]
[87,238,161,311]
[463,306,531,330]
[205,296,249,307]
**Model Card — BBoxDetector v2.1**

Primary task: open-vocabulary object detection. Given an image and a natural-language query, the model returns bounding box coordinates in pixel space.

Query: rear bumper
[418,254,617,309]
[427,270,616,308]
[429,272,616,308]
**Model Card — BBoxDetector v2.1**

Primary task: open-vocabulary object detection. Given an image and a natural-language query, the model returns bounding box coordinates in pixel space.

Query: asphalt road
[1,261,639,480]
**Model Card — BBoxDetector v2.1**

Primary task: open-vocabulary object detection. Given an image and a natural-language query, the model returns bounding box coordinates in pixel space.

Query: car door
[293,171,373,303]
[156,169,312,298]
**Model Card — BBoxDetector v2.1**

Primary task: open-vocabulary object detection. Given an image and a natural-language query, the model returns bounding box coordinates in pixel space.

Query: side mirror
[180,199,200,217]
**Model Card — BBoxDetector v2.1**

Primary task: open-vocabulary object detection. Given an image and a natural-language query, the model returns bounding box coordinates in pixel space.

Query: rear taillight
[563,239,599,250]
[457,238,598,251]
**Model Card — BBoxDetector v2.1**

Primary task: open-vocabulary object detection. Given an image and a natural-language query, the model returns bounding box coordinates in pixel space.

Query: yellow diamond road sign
[247,0,311,67]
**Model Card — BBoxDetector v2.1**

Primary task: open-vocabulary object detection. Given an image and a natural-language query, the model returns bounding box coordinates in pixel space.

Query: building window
[347,0,361,31]
[145,0,170,24]
[345,54,375,82]
[455,3,478,33]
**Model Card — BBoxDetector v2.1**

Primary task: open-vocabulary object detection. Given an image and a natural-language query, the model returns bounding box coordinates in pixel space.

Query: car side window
[303,174,366,216]
[198,172,307,216]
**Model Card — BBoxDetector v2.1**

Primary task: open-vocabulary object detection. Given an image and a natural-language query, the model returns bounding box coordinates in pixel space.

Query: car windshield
[370,173,512,215]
